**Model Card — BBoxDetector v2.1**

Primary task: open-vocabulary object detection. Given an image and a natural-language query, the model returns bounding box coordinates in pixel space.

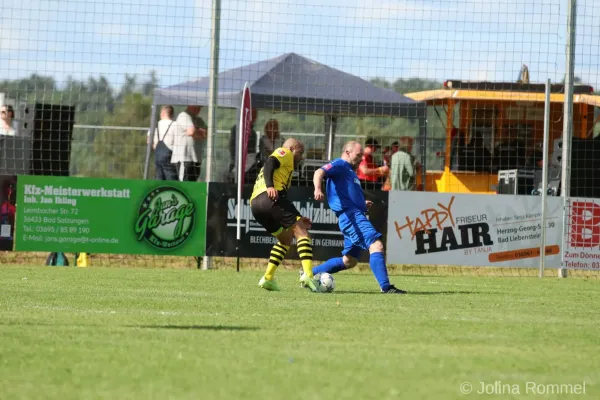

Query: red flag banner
[239,84,252,186]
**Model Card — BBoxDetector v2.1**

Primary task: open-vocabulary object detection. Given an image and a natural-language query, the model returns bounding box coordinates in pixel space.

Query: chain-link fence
[1,0,599,276]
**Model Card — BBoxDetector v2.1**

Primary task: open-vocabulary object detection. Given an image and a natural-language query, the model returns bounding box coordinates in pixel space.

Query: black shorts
[251,192,301,236]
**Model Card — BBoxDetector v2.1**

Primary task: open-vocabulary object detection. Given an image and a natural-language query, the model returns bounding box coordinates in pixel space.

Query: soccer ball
[315,272,335,293]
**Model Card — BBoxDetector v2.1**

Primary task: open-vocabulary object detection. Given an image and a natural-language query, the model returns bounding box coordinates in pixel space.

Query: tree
[369,77,441,94]
[116,74,138,103]
[83,93,153,179]
[369,77,392,89]
[561,75,583,85]
[0,73,57,104]
[392,78,441,94]
[142,70,159,97]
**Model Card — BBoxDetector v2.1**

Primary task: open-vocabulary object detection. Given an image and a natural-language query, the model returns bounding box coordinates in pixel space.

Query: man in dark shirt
[356,137,389,190]
[228,108,258,183]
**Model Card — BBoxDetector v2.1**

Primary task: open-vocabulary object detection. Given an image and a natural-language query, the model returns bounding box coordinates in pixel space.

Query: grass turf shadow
[333,290,482,295]
[129,325,259,331]
[0,322,260,331]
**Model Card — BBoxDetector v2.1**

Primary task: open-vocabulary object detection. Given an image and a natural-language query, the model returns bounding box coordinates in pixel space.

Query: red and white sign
[236,83,252,242]
[564,198,600,269]
[238,84,252,187]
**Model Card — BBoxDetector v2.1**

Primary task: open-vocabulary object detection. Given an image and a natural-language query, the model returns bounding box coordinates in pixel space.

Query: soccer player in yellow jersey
[250,138,320,292]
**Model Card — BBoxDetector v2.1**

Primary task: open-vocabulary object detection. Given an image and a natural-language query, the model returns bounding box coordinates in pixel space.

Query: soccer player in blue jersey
[301,140,407,293]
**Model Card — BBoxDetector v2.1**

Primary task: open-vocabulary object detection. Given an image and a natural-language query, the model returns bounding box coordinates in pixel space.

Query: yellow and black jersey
[250,147,294,201]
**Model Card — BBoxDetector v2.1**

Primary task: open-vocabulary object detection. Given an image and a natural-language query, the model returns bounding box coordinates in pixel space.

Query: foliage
[1,73,444,179]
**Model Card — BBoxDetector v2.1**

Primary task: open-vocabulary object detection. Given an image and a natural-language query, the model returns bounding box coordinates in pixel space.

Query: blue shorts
[338,212,382,259]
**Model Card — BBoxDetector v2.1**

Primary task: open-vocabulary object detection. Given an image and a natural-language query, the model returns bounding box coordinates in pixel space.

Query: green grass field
[0,265,598,400]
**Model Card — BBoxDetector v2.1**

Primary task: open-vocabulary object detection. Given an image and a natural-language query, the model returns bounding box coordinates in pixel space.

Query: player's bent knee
[369,240,384,254]
[292,223,310,238]
[342,255,358,268]
[276,230,294,246]
[293,228,309,239]
[280,237,293,247]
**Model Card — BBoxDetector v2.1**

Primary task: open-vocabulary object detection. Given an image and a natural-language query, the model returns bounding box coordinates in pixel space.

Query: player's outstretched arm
[313,169,326,201]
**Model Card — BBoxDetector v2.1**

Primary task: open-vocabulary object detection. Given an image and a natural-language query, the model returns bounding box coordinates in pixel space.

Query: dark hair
[162,105,174,118]
[265,119,279,131]
[1,105,15,119]
[365,137,379,148]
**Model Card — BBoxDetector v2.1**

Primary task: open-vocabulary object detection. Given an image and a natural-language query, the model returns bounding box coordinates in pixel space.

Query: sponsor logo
[134,187,195,250]
[570,200,600,248]
[393,195,494,255]
[227,198,341,235]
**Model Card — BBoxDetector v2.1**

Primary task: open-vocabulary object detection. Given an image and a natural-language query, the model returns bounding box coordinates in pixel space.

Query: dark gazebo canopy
[153,52,426,118]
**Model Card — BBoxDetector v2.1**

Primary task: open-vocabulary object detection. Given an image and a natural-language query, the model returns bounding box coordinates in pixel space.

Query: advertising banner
[563,197,600,270]
[386,191,563,268]
[0,175,17,251]
[206,182,388,262]
[15,176,207,256]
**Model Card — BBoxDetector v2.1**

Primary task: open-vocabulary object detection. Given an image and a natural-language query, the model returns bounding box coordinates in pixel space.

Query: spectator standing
[259,119,284,165]
[150,105,178,181]
[381,141,398,191]
[229,108,259,183]
[0,105,18,136]
[390,139,416,191]
[357,137,389,190]
[172,105,207,182]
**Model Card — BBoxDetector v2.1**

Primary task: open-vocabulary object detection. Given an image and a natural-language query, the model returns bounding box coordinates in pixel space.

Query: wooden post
[444,100,455,192]
[580,103,589,138]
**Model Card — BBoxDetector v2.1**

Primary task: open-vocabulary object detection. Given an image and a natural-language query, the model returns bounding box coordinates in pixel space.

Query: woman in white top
[0,105,18,136]
[151,105,178,181]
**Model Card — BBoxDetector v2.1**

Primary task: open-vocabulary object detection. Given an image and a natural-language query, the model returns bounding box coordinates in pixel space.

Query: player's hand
[366,200,373,209]
[266,187,278,200]
[314,188,325,201]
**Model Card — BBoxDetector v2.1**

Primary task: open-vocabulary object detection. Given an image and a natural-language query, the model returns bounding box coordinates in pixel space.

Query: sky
[1,0,599,91]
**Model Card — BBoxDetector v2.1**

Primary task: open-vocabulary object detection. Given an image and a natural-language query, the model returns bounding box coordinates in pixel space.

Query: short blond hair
[161,105,174,118]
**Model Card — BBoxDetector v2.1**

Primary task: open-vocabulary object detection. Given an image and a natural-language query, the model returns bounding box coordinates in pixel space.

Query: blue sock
[369,252,390,291]
[313,257,346,275]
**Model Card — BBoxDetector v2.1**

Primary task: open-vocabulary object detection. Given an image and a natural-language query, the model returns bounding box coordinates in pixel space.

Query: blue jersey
[320,158,366,215]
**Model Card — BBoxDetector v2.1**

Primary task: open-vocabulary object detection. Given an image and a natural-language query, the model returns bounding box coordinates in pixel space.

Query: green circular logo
[134,186,196,250]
